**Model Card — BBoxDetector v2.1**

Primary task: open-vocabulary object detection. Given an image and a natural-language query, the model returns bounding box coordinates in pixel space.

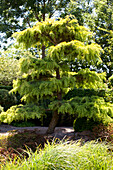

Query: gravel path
[0,125,94,141]
[0,125,74,138]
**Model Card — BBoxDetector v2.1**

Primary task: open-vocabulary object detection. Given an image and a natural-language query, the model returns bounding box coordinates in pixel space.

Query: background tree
[65,0,113,78]
[0,56,19,86]
[0,0,70,53]
[0,17,113,133]
[0,45,36,86]
[61,0,93,26]
[91,0,113,78]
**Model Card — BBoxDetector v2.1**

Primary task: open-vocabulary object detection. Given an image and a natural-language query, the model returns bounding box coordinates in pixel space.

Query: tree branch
[27,17,31,28]
[35,12,41,22]
[42,0,45,21]
[43,33,57,45]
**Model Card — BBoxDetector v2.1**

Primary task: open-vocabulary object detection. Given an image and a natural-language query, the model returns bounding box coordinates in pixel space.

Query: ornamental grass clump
[1,141,113,170]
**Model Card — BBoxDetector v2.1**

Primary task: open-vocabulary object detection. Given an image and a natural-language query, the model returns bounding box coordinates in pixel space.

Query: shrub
[73,117,101,132]
[0,86,12,91]
[11,121,36,127]
[0,57,19,86]
[0,89,17,111]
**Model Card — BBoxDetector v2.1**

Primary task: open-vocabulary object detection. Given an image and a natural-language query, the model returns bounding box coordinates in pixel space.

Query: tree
[0,46,35,86]
[0,0,70,52]
[0,56,19,86]
[61,0,93,26]
[92,0,113,78]
[65,0,113,77]
[0,17,113,133]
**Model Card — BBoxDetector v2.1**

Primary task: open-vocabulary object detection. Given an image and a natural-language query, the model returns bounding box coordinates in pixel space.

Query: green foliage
[64,87,113,103]
[0,105,4,113]
[73,117,101,132]
[89,0,113,77]
[109,75,113,87]
[13,17,93,49]
[58,96,113,124]
[1,141,113,170]
[0,56,19,86]
[0,0,70,47]
[61,0,90,26]
[11,18,104,104]
[105,89,113,103]
[74,68,106,89]
[0,104,45,124]
[0,86,12,91]
[11,121,36,127]
[64,88,106,99]
[64,0,113,77]
[0,89,17,111]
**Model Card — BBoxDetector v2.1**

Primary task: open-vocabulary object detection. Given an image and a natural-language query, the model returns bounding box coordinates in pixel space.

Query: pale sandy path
[0,125,75,139]
[0,125,94,141]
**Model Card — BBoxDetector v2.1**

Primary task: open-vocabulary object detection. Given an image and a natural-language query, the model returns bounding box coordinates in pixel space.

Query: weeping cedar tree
[0,17,113,133]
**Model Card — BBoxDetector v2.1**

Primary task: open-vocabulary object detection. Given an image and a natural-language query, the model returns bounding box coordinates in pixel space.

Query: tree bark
[46,111,59,134]
[41,1,46,59]
[42,45,45,58]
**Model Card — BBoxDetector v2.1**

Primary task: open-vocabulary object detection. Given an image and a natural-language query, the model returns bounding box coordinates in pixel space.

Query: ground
[0,124,94,141]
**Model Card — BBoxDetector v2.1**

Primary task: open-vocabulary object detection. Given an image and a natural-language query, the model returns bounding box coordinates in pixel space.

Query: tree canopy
[64,0,113,77]
[0,0,70,47]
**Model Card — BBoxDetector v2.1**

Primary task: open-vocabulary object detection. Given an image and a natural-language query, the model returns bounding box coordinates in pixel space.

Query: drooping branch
[43,33,57,45]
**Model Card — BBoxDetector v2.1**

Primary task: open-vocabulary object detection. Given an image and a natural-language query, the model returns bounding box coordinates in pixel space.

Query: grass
[1,140,113,170]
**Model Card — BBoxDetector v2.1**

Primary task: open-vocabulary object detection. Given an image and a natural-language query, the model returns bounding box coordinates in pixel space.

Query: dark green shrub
[73,117,101,132]
[11,121,36,127]
[0,89,17,111]
[0,86,12,91]
[0,86,21,105]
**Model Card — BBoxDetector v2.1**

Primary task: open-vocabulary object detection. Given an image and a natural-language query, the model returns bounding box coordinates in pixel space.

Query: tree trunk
[46,111,59,134]
[42,45,45,58]
[42,1,45,59]
[46,68,61,134]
